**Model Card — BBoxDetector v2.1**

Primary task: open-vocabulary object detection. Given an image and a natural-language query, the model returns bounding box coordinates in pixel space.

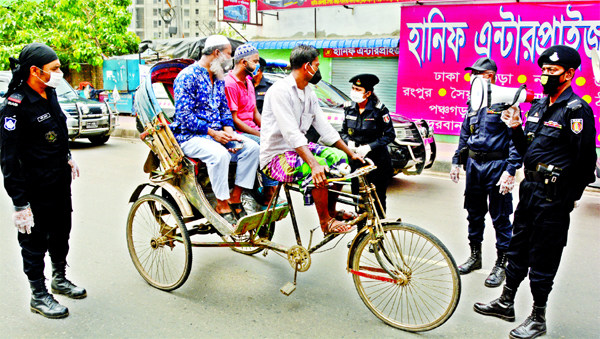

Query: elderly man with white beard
[170,35,260,225]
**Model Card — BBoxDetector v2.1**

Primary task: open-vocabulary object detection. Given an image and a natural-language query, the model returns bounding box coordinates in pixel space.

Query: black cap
[258,57,267,69]
[349,74,379,91]
[537,45,581,70]
[465,57,497,72]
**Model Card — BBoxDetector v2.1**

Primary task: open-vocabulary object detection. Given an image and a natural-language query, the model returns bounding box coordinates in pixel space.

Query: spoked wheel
[350,222,460,332]
[126,194,192,291]
[224,222,276,256]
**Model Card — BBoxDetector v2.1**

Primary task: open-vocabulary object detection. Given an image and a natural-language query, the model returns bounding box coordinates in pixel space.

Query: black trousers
[18,165,72,281]
[505,180,573,306]
[350,147,392,216]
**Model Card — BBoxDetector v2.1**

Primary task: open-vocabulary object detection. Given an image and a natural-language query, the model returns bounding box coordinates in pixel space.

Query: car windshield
[0,75,10,96]
[310,81,349,108]
[56,79,78,101]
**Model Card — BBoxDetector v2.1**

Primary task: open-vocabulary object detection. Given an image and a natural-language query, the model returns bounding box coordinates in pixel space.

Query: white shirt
[259,74,341,168]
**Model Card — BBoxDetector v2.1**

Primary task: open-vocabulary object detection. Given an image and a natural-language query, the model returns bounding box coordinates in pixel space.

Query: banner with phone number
[396,1,600,147]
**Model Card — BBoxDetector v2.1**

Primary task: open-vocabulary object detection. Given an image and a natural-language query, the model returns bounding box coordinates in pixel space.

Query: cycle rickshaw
[127,59,461,332]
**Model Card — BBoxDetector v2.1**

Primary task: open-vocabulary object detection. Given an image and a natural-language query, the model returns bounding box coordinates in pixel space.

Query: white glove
[574,200,580,209]
[450,164,460,183]
[68,158,80,180]
[13,206,34,234]
[501,105,522,128]
[356,144,371,157]
[496,171,516,195]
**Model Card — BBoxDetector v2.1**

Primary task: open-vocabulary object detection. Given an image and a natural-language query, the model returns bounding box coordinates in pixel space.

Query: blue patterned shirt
[170,62,234,144]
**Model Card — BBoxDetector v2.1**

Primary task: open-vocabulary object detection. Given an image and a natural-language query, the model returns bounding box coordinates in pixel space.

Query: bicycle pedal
[280,282,296,296]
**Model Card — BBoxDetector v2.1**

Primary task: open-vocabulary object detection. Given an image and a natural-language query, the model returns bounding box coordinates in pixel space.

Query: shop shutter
[331,58,398,112]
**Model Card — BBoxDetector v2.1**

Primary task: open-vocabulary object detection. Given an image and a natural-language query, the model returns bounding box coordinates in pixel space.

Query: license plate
[86,121,98,129]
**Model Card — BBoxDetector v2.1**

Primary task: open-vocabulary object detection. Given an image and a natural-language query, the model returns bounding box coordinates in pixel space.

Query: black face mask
[309,69,322,85]
[540,71,567,95]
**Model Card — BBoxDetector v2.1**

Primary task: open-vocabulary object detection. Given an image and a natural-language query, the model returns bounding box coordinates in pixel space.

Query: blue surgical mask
[252,63,260,77]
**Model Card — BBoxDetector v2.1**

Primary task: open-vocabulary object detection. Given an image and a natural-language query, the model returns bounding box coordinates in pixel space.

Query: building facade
[129,0,218,40]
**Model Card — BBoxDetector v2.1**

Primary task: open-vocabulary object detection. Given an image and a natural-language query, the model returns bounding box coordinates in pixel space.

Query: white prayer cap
[204,35,230,49]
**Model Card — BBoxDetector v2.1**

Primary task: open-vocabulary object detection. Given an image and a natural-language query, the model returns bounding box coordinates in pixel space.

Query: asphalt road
[1,137,598,339]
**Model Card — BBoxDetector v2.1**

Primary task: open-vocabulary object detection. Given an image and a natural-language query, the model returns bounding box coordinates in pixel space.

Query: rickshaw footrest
[280,282,296,296]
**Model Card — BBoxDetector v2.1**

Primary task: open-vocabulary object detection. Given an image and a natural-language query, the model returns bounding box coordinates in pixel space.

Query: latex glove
[501,105,522,128]
[13,206,34,234]
[574,200,580,209]
[68,158,80,180]
[450,164,460,183]
[347,140,357,152]
[496,171,516,195]
[356,144,371,157]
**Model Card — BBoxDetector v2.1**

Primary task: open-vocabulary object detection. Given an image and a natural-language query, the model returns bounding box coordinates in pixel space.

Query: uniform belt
[468,150,507,162]
[524,169,546,183]
[24,156,69,169]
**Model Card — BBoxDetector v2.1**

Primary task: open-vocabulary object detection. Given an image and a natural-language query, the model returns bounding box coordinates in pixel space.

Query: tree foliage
[0,0,140,71]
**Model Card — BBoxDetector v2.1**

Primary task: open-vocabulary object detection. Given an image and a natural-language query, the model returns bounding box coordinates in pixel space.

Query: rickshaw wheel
[223,222,276,256]
[350,222,461,332]
[127,194,192,291]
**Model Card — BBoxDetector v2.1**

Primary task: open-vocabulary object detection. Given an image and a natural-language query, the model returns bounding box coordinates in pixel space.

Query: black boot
[509,305,547,339]
[485,250,507,287]
[458,243,482,275]
[51,262,87,299]
[29,278,69,319]
[473,285,516,322]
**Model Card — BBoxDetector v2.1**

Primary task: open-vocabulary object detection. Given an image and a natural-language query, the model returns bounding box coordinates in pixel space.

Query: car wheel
[88,135,110,145]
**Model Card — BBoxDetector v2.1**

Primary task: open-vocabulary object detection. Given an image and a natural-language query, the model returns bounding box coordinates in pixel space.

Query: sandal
[228,202,247,220]
[219,211,237,225]
[334,209,357,221]
[321,218,356,235]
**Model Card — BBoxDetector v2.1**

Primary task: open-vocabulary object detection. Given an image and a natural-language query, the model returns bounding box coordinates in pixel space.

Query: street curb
[112,128,140,139]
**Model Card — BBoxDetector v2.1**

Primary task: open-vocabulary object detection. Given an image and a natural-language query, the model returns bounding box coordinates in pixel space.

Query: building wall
[130,0,218,40]
[236,4,401,40]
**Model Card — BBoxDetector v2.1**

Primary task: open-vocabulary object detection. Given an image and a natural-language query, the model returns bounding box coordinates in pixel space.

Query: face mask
[218,52,233,72]
[252,63,260,77]
[306,63,321,84]
[245,61,259,76]
[350,90,367,103]
[37,68,63,88]
[540,71,567,95]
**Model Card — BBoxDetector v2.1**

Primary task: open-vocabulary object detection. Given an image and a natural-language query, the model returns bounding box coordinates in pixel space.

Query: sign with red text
[323,47,399,58]
[397,1,600,146]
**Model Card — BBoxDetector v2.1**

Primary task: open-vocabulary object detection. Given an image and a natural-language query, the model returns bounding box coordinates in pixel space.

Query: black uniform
[1,84,73,281]
[254,76,274,113]
[340,99,396,213]
[506,86,597,306]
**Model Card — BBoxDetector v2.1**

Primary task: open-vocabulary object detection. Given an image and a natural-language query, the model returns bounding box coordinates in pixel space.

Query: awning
[248,38,399,50]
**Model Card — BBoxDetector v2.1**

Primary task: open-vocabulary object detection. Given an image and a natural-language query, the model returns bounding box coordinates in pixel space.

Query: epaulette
[375,101,385,110]
[6,92,24,106]
[343,100,353,108]
[566,98,582,111]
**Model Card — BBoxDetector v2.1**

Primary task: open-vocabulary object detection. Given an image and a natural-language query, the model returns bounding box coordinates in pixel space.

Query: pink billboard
[397,1,600,147]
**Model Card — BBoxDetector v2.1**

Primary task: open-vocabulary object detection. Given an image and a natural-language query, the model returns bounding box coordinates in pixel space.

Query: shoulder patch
[375,101,385,110]
[566,99,582,111]
[383,113,391,124]
[343,100,353,108]
[8,93,23,104]
[570,118,583,134]
[4,117,16,131]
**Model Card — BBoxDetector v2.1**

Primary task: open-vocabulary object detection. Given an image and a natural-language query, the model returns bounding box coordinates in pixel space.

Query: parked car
[0,71,118,145]
[263,73,436,176]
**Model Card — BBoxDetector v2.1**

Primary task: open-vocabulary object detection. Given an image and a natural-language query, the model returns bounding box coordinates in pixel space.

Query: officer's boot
[509,305,547,339]
[485,250,507,287]
[473,285,516,322]
[29,278,69,319]
[51,262,87,299]
[458,243,482,275]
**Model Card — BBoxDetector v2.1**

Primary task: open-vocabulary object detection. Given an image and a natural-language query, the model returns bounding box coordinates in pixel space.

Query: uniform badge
[543,121,562,129]
[4,117,16,131]
[348,128,354,136]
[37,113,51,122]
[356,79,361,85]
[45,131,57,143]
[549,52,559,62]
[383,114,390,123]
[570,119,583,134]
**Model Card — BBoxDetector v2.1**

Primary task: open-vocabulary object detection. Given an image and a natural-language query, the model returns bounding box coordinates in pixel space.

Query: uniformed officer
[253,57,274,114]
[450,57,522,288]
[340,74,396,216]
[1,43,86,319]
[474,45,597,339]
